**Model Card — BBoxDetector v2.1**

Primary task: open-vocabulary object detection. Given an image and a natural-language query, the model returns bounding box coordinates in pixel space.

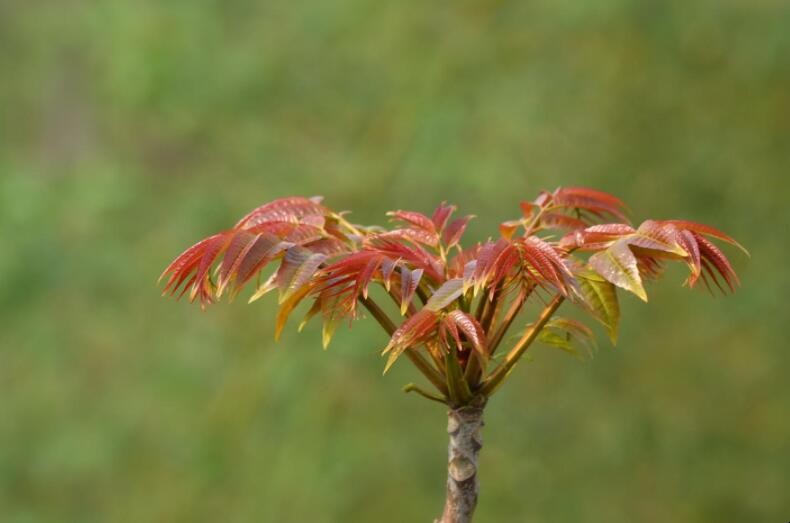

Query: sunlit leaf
[425,279,465,311]
[274,283,314,341]
[589,240,647,301]
[628,220,687,256]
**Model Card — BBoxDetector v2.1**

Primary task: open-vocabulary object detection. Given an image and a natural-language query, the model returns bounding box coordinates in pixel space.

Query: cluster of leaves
[160,188,744,406]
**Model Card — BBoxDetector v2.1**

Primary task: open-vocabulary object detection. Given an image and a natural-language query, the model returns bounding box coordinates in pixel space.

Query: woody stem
[359,295,447,395]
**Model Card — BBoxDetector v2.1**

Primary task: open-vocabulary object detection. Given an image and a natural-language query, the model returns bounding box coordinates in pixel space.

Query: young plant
[160,187,745,523]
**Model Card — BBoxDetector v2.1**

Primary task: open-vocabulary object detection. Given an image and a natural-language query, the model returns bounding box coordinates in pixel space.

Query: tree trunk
[436,406,484,523]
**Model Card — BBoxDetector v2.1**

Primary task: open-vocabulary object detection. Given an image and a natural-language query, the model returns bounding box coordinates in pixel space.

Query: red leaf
[386,210,437,234]
[627,220,687,256]
[695,234,740,292]
[663,220,747,254]
[367,237,444,281]
[355,256,383,299]
[160,233,225,294]
[274,246,327,303]
[302,237,348,257]
[540,212,588,231]
[520,200,538,218]
[445,310,487,358]
[472,240,514,295]
[499,220,523,240]
[400,267,424,315]
[216,231,259,295]
[553,187,629,222]
[516,236,573,294]
[380,258,399,291]
[565,223,635,251]
[233,234,292,292]
[235,196,327,229]
[378,228,439,247]
[443,216,473,249]
[676,230,702,287]
[382,309,439,373]
[432,202,456,232]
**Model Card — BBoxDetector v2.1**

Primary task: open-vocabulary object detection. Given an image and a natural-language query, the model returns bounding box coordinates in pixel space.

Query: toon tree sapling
[160,187,745,523]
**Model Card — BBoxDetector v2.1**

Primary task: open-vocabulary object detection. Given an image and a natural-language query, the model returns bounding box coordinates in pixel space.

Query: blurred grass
[1,0,788,521]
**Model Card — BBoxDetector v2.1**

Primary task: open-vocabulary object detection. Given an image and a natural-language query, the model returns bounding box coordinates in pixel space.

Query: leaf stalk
[479,294,565,396]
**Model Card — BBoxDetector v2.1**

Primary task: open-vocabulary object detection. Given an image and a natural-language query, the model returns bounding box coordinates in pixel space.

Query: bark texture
[436,406,484,523]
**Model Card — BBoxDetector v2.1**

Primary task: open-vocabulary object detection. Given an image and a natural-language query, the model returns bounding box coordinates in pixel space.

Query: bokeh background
[1,1,788,521]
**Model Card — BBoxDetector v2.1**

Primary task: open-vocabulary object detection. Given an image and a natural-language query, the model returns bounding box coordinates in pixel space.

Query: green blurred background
[1,1,788,521]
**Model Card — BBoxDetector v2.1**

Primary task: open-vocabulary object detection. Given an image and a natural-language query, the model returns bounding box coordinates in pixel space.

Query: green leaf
[298,299,322,333]
[589,240,647,301]
[536,317,597,357]
[247,272,278,303]
[577,272,620,344]
[322,311,341,350]
[538,331,576,353]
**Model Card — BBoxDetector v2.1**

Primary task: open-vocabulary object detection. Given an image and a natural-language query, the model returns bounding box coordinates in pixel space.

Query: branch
[478,294,564,396]
[479,285,503,333]
[487,284,534,356]
[359,295,448,395]
[402,383,447,404]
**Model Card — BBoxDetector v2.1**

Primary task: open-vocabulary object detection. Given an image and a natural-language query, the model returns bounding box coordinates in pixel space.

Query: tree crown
[160,187,745,406]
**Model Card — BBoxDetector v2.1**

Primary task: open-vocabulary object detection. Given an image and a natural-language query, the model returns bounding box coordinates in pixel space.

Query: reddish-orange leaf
[553,187,629,222]
[400,267,424,315]
[445,310,487,359]
[233,235,291,294]
[663,220,747,254]
[235,196,327,229]
[386,210,437,234]
[676,229,702,286]
[499,220,523,240]
[443,216,473,249]
[540,212,588,231]
[516,236,573,294]
[628,220,687,256]
[382,309,440,373]
[274,246,327,303]
[368,237,444,281]
[432,202,456,232]
[378,228,439,247]
[695,234,740,292]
